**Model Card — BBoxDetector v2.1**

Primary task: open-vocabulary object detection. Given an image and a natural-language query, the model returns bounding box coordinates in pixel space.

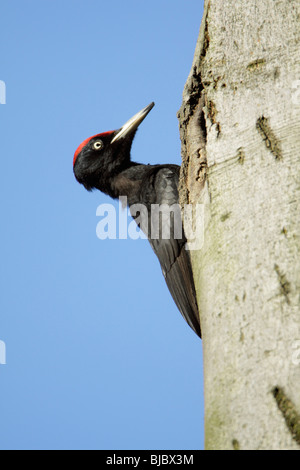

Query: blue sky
[0,0,204,450]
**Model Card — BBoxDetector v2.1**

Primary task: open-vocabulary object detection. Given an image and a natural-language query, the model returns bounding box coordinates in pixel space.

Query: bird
[73,102,201,338]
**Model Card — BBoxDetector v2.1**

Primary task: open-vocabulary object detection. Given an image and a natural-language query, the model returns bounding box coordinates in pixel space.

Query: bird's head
[73,102,155,193]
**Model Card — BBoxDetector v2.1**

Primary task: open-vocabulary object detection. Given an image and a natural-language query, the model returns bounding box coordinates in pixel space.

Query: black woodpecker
[73,103,201,338]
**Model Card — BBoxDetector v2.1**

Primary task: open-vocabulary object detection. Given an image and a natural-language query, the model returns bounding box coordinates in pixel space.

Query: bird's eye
[93,140,104,151]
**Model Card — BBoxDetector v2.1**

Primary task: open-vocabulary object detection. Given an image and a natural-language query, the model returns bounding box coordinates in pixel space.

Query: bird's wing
[138,165,201,337]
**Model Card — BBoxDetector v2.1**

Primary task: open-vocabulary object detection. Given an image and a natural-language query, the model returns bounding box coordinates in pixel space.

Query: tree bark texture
[178,0,300,450]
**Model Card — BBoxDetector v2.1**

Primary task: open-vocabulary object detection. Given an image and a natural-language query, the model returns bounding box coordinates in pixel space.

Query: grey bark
[178,0,300,450]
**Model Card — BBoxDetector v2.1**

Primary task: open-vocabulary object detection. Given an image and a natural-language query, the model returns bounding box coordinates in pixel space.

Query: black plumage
[73,103,201,337]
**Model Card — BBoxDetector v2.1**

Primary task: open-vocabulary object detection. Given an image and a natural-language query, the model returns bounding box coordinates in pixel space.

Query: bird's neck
[98,162,146,203]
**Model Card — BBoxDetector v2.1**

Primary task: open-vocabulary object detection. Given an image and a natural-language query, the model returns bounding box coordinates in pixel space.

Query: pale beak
[111,102,155,143]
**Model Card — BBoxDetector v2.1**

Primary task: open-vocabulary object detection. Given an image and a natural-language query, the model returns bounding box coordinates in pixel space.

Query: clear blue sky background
[0,0,204,450]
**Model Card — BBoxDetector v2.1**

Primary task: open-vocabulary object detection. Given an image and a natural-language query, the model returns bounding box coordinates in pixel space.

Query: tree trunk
[178,0,300,450]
